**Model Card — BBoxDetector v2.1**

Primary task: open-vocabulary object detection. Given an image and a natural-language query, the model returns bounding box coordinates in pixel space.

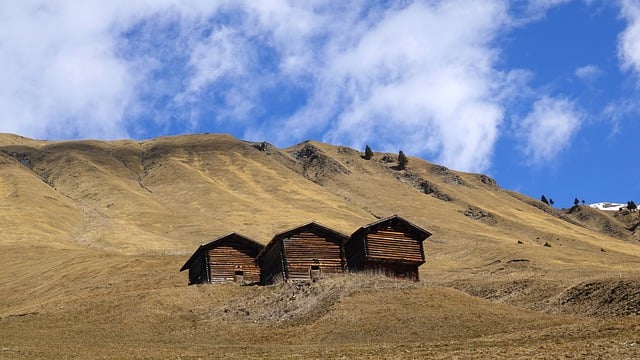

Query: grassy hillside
[0,133,638,359]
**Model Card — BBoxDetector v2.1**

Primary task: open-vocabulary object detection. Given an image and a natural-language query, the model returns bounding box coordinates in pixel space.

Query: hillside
[0,133,639,359]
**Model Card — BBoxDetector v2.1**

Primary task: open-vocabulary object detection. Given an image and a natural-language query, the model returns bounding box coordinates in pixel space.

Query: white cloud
[0,0,225,139]
[322,1,508,172]
[574,64,602,82]
[510,0,597,26]
[618,0,640,75]
[0,0,585,173]
[173,25,254,127]
[0,1,131,139]
[505,0,573,24]
[518,96,582,164]
[603,98,640,135]
[244,0,511,173]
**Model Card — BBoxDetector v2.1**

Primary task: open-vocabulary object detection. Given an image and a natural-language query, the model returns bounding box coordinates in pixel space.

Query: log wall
[208,245,261,284]
[282,231,346,281]
[345,218,427,282]
[365,226,424,263]
[184,216,429,285]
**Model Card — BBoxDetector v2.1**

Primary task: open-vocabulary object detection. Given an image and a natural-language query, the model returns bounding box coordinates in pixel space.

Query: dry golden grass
[0,133,639,359]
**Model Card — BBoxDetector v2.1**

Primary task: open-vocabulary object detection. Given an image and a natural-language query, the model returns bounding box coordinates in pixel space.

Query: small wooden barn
[345,215,431,282]
[257,222,349,284]
[180,233,264,285]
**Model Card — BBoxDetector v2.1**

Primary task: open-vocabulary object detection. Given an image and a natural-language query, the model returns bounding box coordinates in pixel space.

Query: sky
[1,0,639,208]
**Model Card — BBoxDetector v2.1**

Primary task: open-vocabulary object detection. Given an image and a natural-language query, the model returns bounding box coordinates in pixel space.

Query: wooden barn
[345,215,431,282]
[180,233,264,285]
[256,222,349,284]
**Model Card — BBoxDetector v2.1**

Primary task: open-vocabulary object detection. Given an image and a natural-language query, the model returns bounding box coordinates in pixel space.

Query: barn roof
[351,214,432,241]
[256,221,349,261]
[180,232,264,272]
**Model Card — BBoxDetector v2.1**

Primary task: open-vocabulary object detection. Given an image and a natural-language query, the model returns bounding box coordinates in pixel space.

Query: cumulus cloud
[0,0,584,173]
[242,0,512,173]
[518,96,582,164]
[618,0,640,75]
[0,1,225,139]
[0,1,132,139]
[318,1,509,172]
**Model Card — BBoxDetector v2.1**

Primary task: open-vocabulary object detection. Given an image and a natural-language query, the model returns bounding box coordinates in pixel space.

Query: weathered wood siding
[282,231,345,281]
[346,215,430,282]
[181,233,263,286]
[258,223,348,284]
[208,245,261,284]
[365,226,424,263]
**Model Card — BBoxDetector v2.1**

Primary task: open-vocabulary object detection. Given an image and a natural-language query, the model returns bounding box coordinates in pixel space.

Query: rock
[464,206,497,225]
[291,143,350,184]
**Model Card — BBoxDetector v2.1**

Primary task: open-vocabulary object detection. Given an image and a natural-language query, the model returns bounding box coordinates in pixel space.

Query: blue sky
[1,0,640,208]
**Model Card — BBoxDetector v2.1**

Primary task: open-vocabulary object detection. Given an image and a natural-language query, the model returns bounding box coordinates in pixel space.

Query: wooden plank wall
[282,231,345,281]
[208,245,261,284]
[365,226,424,263]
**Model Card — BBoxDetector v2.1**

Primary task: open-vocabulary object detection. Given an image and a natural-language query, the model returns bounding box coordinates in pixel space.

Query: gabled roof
[180,232,264,272]
[256,221,349,261]
[351,214,432,241]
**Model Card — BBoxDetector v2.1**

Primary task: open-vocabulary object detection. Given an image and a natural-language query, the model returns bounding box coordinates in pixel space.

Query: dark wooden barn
[256,222,349,284]
[345,215,431,281]
[180,233,264,285]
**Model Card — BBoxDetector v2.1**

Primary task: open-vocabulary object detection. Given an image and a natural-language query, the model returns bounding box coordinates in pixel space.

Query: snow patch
[589,202,626,211]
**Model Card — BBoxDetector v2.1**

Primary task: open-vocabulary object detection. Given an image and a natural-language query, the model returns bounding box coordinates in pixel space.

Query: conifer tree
[397,150,408,170]
[627,200,637,211]
[540,195,549,205]
[364,145,373,160]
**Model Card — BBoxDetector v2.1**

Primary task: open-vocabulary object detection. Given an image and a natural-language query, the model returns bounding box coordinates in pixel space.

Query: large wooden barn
[257,222,349,284]
[180,233,264,285]
[345,215,431,282]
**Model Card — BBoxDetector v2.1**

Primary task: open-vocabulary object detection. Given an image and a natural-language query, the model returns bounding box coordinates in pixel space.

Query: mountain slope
[281,141,640,281]
[0,134,374,253]
[0,133,639,359]
[1,132,638,277]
